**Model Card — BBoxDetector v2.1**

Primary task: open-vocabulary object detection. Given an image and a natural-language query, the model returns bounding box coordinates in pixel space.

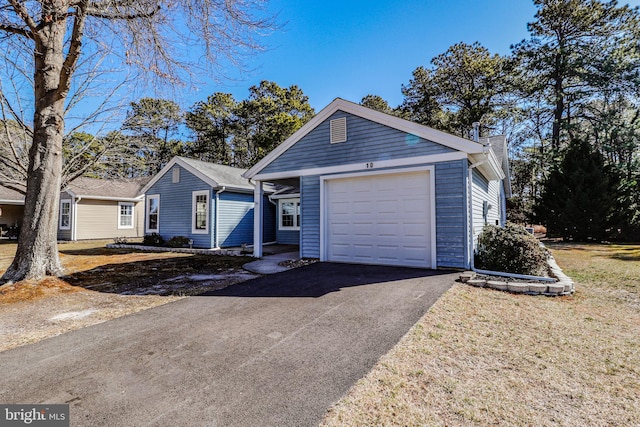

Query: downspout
[214,187,226,248]
[72,196,81,241]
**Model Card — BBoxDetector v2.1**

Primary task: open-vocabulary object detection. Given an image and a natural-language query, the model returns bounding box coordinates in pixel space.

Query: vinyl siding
[261,111,455,174]
[301,175,320,258]
[263,196,277,243]
[277,229,299,245]
[471,167,501,248]
[74,199,144,240]
[217,192,254,247]
[146,165,275,248]
[255,111,493,269]
[146,165,213,248]
[435,160,467,269]
[298,162,467,268]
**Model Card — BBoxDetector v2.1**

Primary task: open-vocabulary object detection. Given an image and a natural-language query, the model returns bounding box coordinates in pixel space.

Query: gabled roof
[140,156,255,194]
[64,176,148,201]
[244,98,505,181]
[1,177,148,204]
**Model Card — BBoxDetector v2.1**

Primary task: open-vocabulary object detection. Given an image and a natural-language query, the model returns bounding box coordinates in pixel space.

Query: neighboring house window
[192,190,209,234]
[279,198,300,230]
[146,195,160,232]
[172,167,180,183]
[59,199,71,230]
[118,202,134,229]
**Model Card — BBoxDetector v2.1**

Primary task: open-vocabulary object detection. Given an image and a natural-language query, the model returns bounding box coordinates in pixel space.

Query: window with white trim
[118,202,134,229]
[172,167,180,183]
[59,199,71,230]
[192,190,209,234]
[279,198,300,230]
[146,195,160,232]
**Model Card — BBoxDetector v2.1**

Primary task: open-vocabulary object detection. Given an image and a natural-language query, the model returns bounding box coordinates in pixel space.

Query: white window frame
[278,198,300,231]
[118,202,135,229]
[192,190,209,234]
[172,167,180,183]
[59,199,71,230]
[146,194,160,233]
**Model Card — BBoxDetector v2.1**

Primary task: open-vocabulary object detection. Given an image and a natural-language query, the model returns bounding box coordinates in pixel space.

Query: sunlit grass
[322,243,640,427]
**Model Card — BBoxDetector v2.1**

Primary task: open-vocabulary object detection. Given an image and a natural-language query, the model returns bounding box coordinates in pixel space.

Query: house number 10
[365,162,374,169]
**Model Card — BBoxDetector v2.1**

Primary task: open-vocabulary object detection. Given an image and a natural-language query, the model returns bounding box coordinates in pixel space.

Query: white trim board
[145,194,160,233]
[253,151,467,181]
[319,165,437,269]
[191,190,210,234]
[117,201,135,230]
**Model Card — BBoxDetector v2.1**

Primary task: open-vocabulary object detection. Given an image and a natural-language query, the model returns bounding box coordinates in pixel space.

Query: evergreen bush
[143,232,165,246]
[475,223,548,276]
[167,236,191,248]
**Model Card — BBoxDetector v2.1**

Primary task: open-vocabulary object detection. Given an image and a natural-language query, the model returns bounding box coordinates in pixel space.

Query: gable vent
[330,117,347,144]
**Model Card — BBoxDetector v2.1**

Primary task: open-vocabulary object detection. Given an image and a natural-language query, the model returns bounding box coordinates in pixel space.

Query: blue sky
[180,0,542,111]
[138,0,640,117]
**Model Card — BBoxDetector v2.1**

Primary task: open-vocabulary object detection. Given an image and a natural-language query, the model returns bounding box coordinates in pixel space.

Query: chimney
[472,122,480,142]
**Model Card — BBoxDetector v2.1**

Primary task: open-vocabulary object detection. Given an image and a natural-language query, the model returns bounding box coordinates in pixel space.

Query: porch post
[253,180,263,258]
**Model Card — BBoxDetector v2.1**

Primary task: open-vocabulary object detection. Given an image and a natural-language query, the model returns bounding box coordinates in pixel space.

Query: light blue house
[244,98,510,269]
[140,157,276,248]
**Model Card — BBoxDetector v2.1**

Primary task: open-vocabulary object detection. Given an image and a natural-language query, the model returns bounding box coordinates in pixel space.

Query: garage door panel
[377,223,400,236]
[326,170,432,268]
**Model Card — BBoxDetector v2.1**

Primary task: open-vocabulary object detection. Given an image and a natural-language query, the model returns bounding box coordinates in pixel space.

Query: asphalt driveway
[0,263,456,426]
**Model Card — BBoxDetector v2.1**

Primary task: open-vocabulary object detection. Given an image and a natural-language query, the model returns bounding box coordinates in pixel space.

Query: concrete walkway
[0,263,456,427]
[243,251,299,274]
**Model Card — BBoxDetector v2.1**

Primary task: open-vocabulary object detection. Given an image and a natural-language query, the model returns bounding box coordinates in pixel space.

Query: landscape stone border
[106,244,244,256]
[459,253,575,297]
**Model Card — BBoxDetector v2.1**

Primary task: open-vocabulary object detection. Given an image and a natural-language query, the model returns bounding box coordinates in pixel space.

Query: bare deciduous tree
[0,0,274,283]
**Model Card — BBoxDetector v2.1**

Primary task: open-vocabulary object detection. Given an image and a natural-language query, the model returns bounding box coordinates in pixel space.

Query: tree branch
[0,23,33,39]
[6,0,39,35]
[59,6,88,93]
[85,5,160,20]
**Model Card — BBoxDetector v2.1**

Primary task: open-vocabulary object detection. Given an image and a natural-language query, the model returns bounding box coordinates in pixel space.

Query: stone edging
[106,244,244,256]
[459,253,575,297]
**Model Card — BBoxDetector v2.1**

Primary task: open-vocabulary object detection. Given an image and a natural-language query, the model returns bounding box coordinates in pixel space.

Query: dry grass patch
[322,243,640,426]
[0,240,254,352]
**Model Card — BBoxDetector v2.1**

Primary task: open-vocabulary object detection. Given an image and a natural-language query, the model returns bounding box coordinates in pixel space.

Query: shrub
[143,232,165,246]
[475,223,548,276]
[167,236,191,248]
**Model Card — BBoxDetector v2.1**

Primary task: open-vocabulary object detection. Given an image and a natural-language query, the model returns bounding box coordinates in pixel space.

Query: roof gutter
[71,195,143,202]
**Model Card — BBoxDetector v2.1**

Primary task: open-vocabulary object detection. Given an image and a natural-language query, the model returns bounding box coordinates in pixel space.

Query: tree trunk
[1,12,67,284]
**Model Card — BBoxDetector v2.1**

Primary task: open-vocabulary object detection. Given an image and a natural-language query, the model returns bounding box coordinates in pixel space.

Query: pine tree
[535,138,618,241]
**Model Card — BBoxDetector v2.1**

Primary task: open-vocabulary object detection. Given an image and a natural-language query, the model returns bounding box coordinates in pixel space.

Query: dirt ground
[0,240,258,352]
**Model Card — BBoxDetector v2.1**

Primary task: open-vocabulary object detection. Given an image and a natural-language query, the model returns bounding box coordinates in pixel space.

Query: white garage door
[325,170,433,268]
